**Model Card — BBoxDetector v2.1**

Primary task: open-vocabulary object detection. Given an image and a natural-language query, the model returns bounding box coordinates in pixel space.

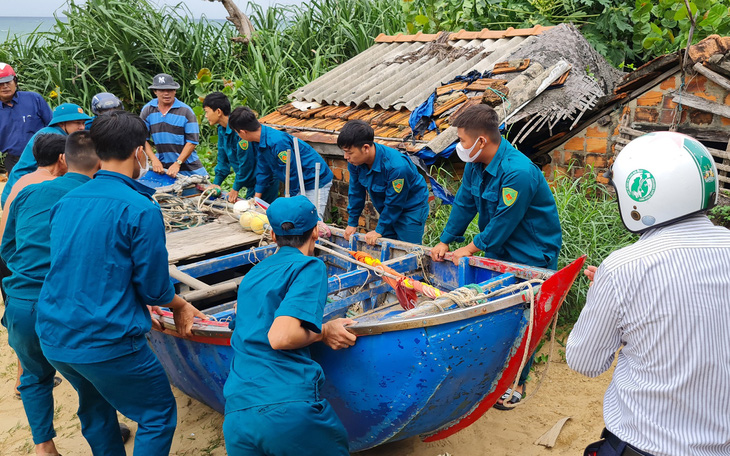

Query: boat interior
[167,227,552,332]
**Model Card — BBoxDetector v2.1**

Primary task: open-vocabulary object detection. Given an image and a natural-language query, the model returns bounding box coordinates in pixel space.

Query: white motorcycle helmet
[610,131,718,233]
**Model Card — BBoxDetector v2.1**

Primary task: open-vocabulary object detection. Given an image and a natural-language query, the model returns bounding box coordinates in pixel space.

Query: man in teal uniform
[223,195,356,455]
[1,130,100,456]
[228,107,333,218]
[339,120,430,245]
[1,102,90,207]
[202,92,278,203]
[431,104,562,408]
[35,112,207,456]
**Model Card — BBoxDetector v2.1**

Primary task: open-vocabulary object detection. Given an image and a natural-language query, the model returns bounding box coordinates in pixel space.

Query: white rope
[408,246,434,286]
[499,282,560,409]
[154,192,211,231]
[500,282,536,408]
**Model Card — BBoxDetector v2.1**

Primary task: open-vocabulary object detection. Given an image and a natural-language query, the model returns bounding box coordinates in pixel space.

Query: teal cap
[48,103,92,126]
[267,195,319,236]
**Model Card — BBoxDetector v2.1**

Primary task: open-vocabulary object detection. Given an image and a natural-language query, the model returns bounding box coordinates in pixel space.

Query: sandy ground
[0,318,614,455]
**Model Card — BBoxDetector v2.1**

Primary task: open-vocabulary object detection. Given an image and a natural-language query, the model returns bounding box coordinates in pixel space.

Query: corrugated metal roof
[270,24,621,159]
[290,26,552,111]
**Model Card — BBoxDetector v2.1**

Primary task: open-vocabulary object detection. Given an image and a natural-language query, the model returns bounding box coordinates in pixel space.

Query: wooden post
[285,149,291,198]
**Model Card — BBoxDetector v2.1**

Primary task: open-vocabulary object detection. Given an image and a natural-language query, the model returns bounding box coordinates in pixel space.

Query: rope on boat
[154,187,239,231]
[407,246,435,287]
[499,283,560,410]
[501,281,537,409]
[397,279,543,317]
[154,192,213,231]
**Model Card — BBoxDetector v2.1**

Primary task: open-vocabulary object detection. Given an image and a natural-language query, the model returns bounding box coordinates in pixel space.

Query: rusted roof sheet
[373,25,554,43]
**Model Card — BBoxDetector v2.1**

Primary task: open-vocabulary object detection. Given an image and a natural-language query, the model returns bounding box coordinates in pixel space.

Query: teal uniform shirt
[1,125,66,207]
[440,139,562,269]
[36,170,175,364]
[347,143,430,236]
[224,246,329,415]
[1,173,91,301]
[214,123,252,192]
[253,125,332,195]
[214,123,278,202]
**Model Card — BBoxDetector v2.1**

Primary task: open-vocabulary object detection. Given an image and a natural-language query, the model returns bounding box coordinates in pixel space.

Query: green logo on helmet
[626,169,656,202]
[683,138,716,209]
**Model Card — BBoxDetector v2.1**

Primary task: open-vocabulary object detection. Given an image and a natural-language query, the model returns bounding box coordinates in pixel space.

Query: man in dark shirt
[0,62,52,174]
[1,130,99,455]
[36,112,207,455]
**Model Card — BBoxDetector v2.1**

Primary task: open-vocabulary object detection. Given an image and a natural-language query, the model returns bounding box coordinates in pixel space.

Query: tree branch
[204,0,254,44]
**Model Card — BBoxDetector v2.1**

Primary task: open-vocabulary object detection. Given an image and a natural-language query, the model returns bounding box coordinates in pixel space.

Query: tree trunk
[205,0,254,44]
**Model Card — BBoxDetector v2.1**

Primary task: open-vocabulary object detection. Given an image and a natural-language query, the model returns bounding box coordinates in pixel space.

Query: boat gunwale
[152,286,535,338]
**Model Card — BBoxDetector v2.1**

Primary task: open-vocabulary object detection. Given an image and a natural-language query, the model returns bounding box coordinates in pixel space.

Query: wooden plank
[633,123,730,144]
[166,218,262,264]
[535,417,571,448]
[618,125,645,138]
[615,53,680,93]
[707,147,730,160]
[672,92,730,119]
[715,162,730,172]
[693,62,730,91]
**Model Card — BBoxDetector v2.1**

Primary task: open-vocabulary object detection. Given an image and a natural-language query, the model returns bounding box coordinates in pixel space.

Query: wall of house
[543,70,730,183]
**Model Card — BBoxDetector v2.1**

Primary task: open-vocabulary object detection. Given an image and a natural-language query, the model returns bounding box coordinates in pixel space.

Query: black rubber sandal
[493,387,524,411]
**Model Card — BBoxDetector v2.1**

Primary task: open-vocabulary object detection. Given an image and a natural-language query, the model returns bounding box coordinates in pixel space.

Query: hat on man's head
[48,103,92,126]
[0,63,16,84]
[267,195,320,236]
[149,73,180,90]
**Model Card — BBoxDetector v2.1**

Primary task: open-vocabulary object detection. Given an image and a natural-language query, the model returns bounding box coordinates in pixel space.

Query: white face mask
[456,137,485,163]
[136,148,149,180]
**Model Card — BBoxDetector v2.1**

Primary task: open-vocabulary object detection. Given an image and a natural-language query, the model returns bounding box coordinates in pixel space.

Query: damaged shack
[261,24,625,230]
[547,34,730,193]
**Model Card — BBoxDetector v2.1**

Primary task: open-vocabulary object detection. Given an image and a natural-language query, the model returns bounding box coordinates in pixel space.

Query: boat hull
[150,230,585,451]
[148,305,527,452]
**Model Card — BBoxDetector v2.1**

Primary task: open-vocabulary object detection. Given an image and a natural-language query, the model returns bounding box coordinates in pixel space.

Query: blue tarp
[408,92,437,137]
[407,70,503,204]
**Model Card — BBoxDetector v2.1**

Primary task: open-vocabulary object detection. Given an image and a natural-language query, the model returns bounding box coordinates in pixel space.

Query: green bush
[0,0,244,112]
[551,167,637,324]
[709,204,730,228]
[401,0,730,68]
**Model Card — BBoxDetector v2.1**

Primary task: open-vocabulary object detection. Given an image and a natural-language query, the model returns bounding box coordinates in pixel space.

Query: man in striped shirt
[140,73,207,178]
[567,132,730,456]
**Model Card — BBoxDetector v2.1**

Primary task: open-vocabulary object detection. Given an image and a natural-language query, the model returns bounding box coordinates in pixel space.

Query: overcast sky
[3,0,305,19]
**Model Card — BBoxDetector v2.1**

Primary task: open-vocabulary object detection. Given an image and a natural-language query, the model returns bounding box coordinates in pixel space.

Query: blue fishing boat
[149,228,584,452]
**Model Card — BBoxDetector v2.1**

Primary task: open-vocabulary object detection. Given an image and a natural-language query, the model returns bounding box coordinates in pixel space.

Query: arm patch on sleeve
[392,178,404,193]
[502,187,518,206]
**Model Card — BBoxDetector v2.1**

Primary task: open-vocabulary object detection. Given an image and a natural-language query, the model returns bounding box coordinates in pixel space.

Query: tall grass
[0,0,405,116]
[0,0,242,111]
[552,167,637,323]
[424,165,636,325]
